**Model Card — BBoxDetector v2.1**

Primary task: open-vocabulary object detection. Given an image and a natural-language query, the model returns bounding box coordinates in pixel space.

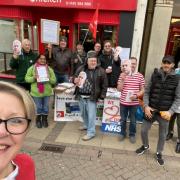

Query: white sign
[41,19,60,45]
[119,47,131,61]
[36,66,49,83]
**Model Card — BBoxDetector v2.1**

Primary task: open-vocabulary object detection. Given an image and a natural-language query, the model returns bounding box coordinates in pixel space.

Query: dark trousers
[141,114,169,153]
[168,113,180,140]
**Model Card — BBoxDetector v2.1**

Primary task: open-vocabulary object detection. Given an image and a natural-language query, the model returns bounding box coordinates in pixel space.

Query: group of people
[5,36,180,174]
[9,37,122,129]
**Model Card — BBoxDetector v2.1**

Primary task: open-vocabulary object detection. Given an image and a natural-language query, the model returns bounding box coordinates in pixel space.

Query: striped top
[118,72,145,106]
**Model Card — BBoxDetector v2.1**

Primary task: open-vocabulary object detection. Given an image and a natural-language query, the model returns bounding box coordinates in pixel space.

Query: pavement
[22,101,180,180]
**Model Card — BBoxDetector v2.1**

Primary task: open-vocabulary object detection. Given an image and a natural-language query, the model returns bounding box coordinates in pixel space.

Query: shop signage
[13,0,93,8]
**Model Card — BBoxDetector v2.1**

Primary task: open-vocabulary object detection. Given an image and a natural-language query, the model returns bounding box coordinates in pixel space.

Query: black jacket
[149,68,179,111]
[74,64,108,101]
[99,51,121,87]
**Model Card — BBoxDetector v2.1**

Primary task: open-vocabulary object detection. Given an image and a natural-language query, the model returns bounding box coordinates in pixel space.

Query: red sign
[0,0,137,11]
[13,0,93,8]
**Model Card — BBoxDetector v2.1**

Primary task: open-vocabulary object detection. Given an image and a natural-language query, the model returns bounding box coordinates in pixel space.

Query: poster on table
[41,19,60,45]
[101,88,121,134]
[54,83,103,125]
[101,98,121,134]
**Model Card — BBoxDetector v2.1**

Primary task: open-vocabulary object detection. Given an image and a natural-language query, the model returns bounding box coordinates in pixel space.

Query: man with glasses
[99,40,121,87]
[136,55,180,166]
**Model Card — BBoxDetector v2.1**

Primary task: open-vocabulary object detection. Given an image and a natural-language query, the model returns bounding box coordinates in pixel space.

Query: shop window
[75,23,118,52]
[0,19,18,53]
[24,20,38,51]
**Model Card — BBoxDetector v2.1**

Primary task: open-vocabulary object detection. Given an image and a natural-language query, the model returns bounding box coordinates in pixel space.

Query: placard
[41,19,60,45]
[101,98,121,133]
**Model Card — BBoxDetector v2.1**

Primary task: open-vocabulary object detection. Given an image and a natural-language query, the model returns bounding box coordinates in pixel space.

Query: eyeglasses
[162,61,171,64]
[0,117,31,135]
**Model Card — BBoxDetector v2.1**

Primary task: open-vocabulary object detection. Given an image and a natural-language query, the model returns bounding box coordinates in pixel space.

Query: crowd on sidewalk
[5,37,180,168]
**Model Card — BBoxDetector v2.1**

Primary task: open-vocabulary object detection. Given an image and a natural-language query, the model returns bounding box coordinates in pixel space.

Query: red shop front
[0,0,137,53]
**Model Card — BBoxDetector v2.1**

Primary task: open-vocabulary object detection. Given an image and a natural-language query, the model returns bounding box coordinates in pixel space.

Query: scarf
[34,63,49,93]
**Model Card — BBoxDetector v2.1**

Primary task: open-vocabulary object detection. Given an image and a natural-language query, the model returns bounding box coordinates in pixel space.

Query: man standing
[71,41,86,76]
[99,40,121,87]
[74,51,108,141]
[117,58,145,143]
[53,36,73,83]
[10,39,38,91]
[136,55,180,165]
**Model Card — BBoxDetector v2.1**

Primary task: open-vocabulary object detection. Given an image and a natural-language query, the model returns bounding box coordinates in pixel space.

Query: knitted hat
[162,55,175,63]
[87,50,97,59]
[59,36,67,42]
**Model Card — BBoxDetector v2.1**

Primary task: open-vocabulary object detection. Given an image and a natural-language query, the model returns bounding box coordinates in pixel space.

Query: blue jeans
[120,104,138,137]
[33,96,50,115]
[55,72,69,84]
[79,97,97,137]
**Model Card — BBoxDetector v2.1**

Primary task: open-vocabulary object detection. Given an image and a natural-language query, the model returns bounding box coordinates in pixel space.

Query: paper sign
[125,90,134,102]
[41,19,60,45]
[119,47,130,61]
[36,66,49,82]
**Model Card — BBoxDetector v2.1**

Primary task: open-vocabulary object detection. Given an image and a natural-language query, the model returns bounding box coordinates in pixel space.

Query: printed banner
[54,92,103,125]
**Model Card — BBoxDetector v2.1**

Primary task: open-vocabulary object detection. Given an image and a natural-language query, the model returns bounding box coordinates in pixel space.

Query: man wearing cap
[136,55,180,166]
[74,50,108,141]
[53,36,73,83]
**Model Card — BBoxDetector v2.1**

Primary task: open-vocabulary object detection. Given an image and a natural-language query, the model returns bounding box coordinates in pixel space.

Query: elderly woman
[0,81,36,179]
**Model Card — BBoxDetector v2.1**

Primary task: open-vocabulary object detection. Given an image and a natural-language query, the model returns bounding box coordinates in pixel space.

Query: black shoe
[175,143,180,153]
[136,145,149,155]
[36,115,42,128]
[156,153,164,166]
[42,115,48,128]
[166,133,173,141]
[36,120,42,128]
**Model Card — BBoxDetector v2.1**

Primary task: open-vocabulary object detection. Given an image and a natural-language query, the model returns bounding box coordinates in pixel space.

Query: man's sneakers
[156,153,164,166]
[136,145,149,155]
[129,136,136,144]
[119,135,125,141]
[82,135,95,141]
[136,146,165,166]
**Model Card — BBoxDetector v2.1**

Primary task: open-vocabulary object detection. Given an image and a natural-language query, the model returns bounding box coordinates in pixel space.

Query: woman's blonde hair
[0,81,36,121]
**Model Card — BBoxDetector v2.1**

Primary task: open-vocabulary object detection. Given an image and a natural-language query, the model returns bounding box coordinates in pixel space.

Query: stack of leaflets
[106,88,121,99]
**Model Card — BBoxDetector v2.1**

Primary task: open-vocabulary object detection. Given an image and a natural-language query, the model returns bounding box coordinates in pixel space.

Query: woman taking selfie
[0,81,36,179]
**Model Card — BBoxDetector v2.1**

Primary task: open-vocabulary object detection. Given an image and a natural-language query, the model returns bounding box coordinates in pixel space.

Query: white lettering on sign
[65,1,92,7]
[30,0,61,3]
[104,124,121,133]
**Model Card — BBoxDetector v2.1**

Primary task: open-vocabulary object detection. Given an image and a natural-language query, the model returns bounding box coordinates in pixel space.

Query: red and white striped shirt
[118,72,145,106]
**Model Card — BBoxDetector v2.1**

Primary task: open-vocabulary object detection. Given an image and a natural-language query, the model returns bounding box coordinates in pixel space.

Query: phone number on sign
[65,1,92,6]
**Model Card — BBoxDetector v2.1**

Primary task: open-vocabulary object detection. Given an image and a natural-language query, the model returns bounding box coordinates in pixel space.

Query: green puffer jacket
[25,65,56,97]
[9,50,38,83]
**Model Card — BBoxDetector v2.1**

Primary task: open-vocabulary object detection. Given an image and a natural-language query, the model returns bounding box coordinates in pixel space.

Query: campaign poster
[101,98,121,134]
[54,92,103,125]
